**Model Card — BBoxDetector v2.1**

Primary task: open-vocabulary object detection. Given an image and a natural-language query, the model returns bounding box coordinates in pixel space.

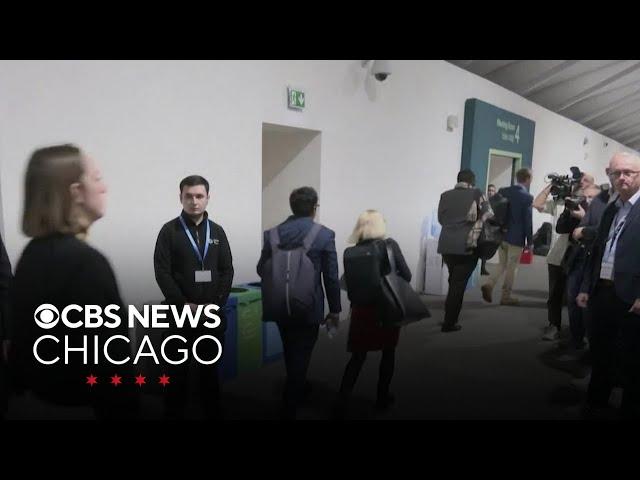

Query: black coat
[580,197,640,304]
[8,234,137,412]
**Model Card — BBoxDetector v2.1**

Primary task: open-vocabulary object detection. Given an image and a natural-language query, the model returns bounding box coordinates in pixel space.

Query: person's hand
[573,227,585,241]
[576,293,589,309]
[324,313,340,328]
[630,299,640,316]
[570,205,586,219]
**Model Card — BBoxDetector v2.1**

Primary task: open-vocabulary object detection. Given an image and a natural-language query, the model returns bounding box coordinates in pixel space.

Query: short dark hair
[516,168,532,183]
[289,186,318,217]
[180,175,209,194]
[457,169,475,185]
[488,184,496,189]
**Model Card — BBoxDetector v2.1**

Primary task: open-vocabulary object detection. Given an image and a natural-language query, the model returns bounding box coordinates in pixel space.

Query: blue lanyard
[179,215,210,269]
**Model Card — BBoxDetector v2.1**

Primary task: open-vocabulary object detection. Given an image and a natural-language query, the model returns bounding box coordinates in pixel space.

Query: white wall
[262,125,320,231]
[0,60,636,306]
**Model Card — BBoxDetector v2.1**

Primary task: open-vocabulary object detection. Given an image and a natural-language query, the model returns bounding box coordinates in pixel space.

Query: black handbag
[380,245,431,327]
[477,219,504,260]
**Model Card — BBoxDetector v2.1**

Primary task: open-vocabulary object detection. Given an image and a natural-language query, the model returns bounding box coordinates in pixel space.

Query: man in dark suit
[257,186,341,419]
[481,168,533,305]
[577,152,640,419]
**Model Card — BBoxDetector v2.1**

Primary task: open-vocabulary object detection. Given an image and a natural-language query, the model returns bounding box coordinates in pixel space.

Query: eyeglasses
[609,170,640,179]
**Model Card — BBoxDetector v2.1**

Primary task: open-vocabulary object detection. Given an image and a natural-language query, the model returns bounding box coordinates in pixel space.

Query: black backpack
[260,224,322,323]
[343,240,386,305]
[489,190,510,229]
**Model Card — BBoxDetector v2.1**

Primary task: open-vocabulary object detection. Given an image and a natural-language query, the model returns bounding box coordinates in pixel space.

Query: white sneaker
[542,325,559,341]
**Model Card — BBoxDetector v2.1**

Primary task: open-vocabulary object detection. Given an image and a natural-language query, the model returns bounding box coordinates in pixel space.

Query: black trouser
[587,281,640,418]
[566,265,588,347]
[442,254,478,328]
[547,264,567,329]
[277,322,319,418]
[338,348,395,402]
[163,328,224,419]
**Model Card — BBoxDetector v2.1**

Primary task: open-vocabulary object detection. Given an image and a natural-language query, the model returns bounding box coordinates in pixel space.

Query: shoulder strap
[303,223,322,251]
[385,243,398,274]
[268,227,281,252]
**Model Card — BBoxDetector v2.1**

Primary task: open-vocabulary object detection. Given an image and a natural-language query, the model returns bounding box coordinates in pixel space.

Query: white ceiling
[447,60,640,150]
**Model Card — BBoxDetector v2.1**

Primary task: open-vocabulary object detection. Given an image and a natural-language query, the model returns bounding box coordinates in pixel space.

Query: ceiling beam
[518,60,580,97]
[618,133,640,145]
[484,60,523,81]
[526,60,625,99]
[611,123,640,143]
[556,62,640,113]
[576,86,640,124]
[598,106,640,133]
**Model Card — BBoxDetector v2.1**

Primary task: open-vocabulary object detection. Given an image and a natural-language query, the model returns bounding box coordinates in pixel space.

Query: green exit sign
[287,87,305,110]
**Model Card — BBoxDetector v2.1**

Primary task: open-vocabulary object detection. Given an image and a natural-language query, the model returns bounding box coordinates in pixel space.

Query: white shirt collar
[616,188,640,207]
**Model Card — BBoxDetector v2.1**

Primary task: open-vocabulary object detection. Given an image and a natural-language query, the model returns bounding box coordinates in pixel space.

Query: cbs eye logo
[34,304,60,329]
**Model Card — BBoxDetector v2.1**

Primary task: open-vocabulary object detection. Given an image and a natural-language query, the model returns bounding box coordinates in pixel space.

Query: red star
[134,374,146,386]
[110,374,122,386]
[158,374,170,386]
[86,374,98,386]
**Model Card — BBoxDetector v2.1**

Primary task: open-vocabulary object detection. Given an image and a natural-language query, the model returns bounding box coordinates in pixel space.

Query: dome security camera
[371,60,391,82]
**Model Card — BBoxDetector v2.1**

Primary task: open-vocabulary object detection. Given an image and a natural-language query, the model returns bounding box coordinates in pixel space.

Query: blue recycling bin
[219,282,284,383]
[238,282,283,365]
[220,296,238,382]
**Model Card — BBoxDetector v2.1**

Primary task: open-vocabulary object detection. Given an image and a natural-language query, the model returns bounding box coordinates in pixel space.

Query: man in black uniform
[154,175,234,419]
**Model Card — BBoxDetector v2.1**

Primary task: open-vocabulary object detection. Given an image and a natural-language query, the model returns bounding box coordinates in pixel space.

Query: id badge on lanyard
[179,216,213,283]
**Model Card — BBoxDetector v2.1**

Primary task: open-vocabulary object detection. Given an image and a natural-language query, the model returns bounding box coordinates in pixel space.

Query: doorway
[261,123,321,231]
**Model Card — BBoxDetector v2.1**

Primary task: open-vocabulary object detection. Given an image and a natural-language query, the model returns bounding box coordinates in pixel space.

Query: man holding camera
[576,152,640,419]
[533,171,595,341]
[558,184,601,351]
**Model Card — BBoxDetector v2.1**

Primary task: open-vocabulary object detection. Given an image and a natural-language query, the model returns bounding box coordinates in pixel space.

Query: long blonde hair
[22,144,91,238]
[348,210,387,244]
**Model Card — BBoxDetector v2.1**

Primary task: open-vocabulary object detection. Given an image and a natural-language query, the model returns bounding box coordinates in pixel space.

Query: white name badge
[195,270,212,283]
[600,262,613,280]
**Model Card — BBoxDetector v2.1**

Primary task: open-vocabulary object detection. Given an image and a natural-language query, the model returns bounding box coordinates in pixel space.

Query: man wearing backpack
[438,169,492,332]
[257,186,341,419]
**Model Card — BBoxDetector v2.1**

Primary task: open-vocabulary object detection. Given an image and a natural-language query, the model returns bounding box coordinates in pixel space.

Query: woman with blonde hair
[334,210,411,418]
[8,144,137,419]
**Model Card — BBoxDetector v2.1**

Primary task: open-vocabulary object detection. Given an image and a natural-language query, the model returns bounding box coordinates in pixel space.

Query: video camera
[546,166,584,209]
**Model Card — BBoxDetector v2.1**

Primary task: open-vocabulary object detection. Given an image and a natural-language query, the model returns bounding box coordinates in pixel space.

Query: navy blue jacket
[257,215,341,324]
[580,197,640,305]
[500,184,533,247]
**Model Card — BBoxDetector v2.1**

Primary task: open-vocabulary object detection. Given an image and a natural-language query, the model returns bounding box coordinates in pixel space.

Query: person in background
[9,144,138,420]
[481,168,534,306]
[257,187,340,420]
[333,210,411,418]
[438,169,491,332]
